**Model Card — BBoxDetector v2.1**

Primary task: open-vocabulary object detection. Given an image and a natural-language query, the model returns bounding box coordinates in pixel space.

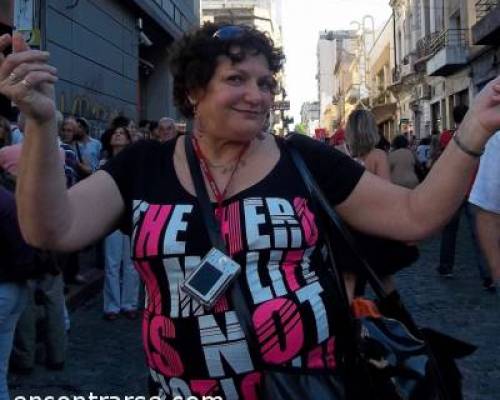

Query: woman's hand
[467,75,500,139]
[0,33,58,123]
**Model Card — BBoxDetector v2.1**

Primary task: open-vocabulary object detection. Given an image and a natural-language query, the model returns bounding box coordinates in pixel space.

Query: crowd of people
[330,105,498,291]
[0,23,499,400]
[0,108,187,396]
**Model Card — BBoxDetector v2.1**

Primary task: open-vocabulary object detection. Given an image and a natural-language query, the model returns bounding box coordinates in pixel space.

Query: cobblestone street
[9,218,500,400]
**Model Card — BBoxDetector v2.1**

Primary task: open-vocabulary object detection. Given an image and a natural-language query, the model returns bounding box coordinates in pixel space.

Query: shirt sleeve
[287,134,365,206]
[100,140,156,235]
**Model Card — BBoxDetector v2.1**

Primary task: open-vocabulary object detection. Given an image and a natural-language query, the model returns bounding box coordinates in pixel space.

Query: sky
[281,0,392,123]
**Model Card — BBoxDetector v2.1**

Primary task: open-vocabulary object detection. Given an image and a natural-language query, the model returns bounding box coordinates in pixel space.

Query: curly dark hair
[169,22,285,118]
[101,126,131,158]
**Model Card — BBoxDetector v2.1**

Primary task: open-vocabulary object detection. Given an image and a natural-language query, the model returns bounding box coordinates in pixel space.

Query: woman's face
[60,120,78,143]
[110,127,130,148]
[193,52,274,141]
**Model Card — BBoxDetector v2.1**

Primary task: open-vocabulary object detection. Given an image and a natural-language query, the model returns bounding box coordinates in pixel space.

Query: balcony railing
[416,32,441,59]
[476,0,500,20]
[429,29,469,54]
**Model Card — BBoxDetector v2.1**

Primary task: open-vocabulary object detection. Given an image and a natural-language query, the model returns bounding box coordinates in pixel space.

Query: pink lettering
[220,201,244,256]
[280,250,304,291]
[293,198,318,247]
[148,315,184,377]
[135,260,162,314]
[252,299,304,363]
[190,380,220,396]
[134,205,172,258]
[240,372,262,400]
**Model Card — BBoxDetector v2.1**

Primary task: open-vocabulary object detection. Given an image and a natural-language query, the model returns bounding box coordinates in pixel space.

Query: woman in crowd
[1,25,500,399]
[100,126,139,320]
[344,109,397,294]
[345,109,390,180]
[388,134,420,189]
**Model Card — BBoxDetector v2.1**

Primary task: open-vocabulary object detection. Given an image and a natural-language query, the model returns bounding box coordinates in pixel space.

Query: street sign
[271,101,290,111]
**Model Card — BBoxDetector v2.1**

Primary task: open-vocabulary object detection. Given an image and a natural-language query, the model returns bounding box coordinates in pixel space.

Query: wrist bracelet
[453,134,484,158]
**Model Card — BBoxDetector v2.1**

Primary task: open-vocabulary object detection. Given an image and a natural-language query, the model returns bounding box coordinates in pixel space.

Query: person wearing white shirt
[469,131,500,282]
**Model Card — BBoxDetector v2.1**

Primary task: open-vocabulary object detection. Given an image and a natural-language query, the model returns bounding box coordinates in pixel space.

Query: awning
[371,103,397,125]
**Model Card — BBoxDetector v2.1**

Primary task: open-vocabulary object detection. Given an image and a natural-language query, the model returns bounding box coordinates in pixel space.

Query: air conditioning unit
[401,63,413,77]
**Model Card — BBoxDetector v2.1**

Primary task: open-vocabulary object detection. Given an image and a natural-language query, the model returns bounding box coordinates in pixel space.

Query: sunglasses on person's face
[212,25,247,40]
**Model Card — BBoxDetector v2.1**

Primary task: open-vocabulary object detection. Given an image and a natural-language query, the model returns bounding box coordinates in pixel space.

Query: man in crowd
[0,184,35,398]
[469,131,500,284]
[73,117,101,177]
[157,117,177,143]
[437,105,493,290]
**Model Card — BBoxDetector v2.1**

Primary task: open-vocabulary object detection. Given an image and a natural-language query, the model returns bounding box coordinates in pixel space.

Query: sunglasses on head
[212,25,247,40]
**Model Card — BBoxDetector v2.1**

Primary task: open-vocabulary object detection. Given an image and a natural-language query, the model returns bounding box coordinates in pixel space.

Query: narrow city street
[8,218,500,400]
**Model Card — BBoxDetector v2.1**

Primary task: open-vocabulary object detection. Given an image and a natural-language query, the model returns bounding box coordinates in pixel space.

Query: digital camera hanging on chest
[181,248,241,309]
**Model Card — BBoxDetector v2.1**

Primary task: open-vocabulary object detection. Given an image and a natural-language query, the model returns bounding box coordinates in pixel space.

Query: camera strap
[184,135,256,336]
[184,134,227,253]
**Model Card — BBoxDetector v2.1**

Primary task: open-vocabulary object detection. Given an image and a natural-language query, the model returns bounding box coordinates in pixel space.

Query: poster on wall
[0,0,14,27]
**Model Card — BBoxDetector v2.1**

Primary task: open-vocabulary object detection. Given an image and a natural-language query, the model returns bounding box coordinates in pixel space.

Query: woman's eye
[259,81,274,92]
[227,75,244,84]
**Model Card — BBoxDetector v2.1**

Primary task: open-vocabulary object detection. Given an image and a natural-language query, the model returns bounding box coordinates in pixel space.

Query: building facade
[3,0,200,134]
[300,101,320,136]
[368,16,398,140]
[316,29,359,133]
[389,0,500,139]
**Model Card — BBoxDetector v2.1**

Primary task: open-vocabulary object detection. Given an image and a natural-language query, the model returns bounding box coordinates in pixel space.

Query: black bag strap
[184,135,256,340]
[286,142,390,301]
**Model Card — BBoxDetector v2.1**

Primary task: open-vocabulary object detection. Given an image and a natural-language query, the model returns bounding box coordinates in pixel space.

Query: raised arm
[0,33,123,251]
[337,76,500,242]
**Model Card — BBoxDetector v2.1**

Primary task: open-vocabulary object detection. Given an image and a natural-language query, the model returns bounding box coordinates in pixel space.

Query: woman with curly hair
[2,23,500,399]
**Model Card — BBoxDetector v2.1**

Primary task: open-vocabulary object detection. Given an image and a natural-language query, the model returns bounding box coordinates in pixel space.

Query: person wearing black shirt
[0,186,34,398]
[3,25,500,399]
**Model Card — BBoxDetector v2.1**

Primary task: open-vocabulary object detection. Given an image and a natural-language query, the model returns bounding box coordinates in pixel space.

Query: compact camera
[181,248,241,309]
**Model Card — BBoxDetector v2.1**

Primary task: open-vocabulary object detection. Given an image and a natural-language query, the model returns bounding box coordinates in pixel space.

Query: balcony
[472,0,500,45]
[400,53,417,78]
[426,29,469,76]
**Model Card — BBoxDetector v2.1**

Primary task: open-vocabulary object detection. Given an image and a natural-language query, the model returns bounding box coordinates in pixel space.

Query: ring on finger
[20,78,32,89]
[8,72,18,83]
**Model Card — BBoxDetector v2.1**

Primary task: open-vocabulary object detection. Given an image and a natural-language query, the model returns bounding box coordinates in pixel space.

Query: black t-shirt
[102,135,364,400]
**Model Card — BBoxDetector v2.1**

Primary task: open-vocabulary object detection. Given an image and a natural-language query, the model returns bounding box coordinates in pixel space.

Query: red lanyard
[191,136,249,218]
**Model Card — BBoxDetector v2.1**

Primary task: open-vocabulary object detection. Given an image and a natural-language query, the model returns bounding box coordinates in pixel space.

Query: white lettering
[296,281,329,342]
[244,198,270,250]
[163,205,193,254]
